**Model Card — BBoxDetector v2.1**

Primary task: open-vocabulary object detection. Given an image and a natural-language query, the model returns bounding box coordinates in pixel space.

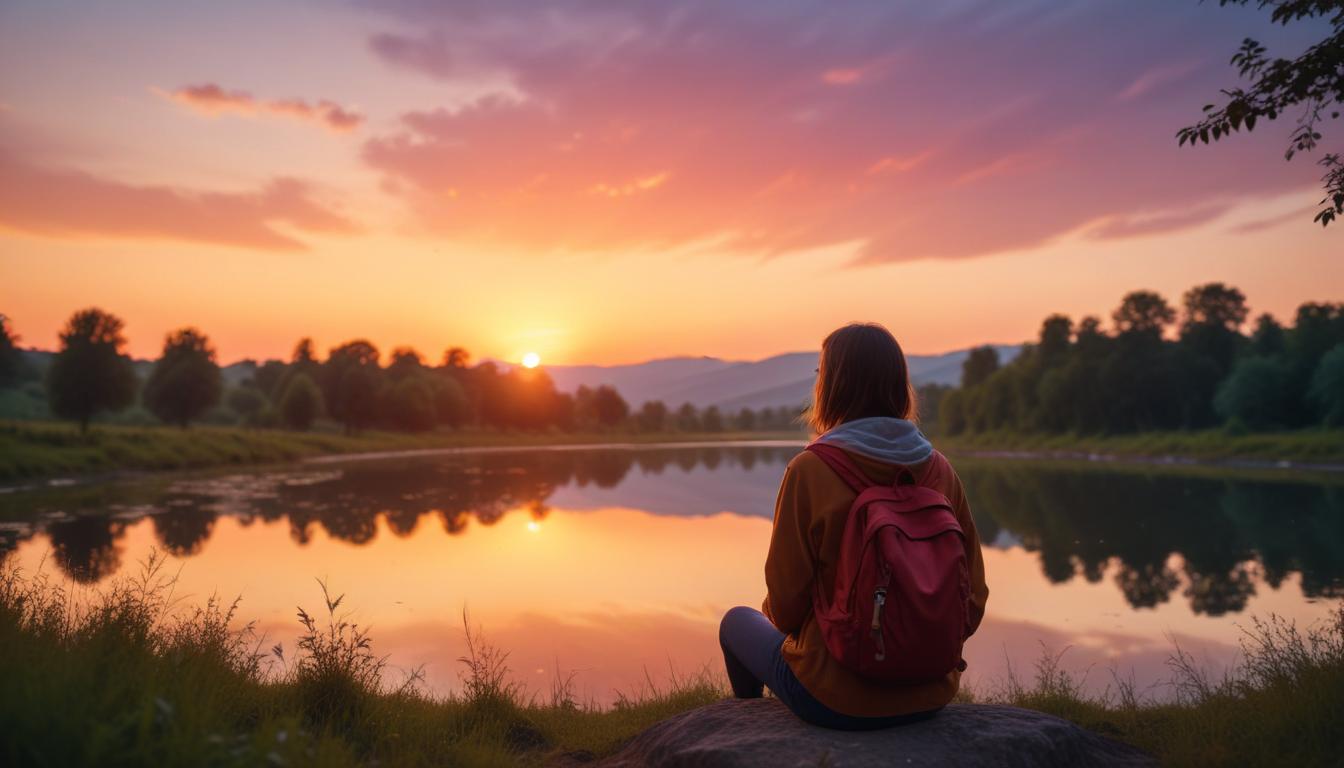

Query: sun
[521,352,541,369]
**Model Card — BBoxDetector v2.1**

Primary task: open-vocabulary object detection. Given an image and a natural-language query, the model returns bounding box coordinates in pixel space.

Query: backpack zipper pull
[871,587,887,661]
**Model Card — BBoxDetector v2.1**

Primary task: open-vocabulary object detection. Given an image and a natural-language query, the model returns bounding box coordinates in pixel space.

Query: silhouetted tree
[701,405,724,432]
[636,400,668,432]
[591,385,629,428]
[431,374,472,428]
[143,327,223,428]
[731,407,755,431]
[323,340,384,433]
[279,372,324,431]
[442,346,470,368]
[45,308,137,433]
[1178,0,1344,225]
[674,402,700,431]
[0,313,23,386]
[1113,290,1176,336]
[387,347,426,381]
[961,346,1000,388]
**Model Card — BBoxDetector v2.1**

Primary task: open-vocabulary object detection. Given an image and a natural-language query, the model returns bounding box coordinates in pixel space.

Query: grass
[0,554,726,767]
[935,428,1344,466]
[4,556,1342,767]
[0,420,806,483]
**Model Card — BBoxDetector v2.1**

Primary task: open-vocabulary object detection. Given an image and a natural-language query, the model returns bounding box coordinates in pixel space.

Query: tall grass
[0,554,725,767]
[935,427,1344,465]
[966,610,1344,767]
[3,553,1340,766]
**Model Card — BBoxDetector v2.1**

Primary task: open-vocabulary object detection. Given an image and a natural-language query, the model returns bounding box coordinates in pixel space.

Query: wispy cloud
[162,83,364,133]
[0,151,356,250]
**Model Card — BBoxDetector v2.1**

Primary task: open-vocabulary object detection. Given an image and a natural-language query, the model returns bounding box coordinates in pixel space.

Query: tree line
[920,284,1344,436]
[0,308,804,435]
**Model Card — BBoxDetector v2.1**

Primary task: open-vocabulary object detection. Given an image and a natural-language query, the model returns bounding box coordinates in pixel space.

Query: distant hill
[543,345,1021,410]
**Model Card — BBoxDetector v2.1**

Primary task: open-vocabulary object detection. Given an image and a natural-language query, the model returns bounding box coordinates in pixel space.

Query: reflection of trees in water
[17,449,1341,614]
[13,446,794,583]
[960,464,1344,615]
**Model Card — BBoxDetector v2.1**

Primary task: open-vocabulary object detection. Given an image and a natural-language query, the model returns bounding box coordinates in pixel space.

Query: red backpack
[806,442,971,684]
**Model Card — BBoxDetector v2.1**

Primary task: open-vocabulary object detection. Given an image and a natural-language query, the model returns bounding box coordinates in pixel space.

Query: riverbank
[3,558,1339,767]
[936,428,1344,468]
[0,421,806,483]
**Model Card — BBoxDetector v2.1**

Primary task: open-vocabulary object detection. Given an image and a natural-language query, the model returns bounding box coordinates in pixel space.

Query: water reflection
[4,447,1343,617]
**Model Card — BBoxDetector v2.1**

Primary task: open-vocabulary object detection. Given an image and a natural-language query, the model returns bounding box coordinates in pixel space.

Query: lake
[3,442,1341,706]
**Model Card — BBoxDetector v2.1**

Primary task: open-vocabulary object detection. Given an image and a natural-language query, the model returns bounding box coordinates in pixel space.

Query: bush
[1214,356,1294,430]
[279,373,324,431]
[1308,344,1344,426]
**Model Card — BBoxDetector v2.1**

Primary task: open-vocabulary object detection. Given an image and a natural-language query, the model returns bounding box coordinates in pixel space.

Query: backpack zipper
[871,587,887,661]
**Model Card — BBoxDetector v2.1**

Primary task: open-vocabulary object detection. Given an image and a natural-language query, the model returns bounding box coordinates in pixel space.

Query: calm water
[3,443,1342,704]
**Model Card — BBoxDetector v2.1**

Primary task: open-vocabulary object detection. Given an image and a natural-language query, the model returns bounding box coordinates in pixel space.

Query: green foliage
[431,374,472,428]
[278,373,324,431]
[226,385,268,426]
[386,376,437,432]
[939,287,1344,437]
[1178,0,1344,225]
[143,328,223,428]
[0,556,726,767]
[44,308,138,433]
[1309,344,1344,425]
[1216,356,1295,429]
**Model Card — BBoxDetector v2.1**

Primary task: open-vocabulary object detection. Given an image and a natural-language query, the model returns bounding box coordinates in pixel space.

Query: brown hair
[807,323,916,434]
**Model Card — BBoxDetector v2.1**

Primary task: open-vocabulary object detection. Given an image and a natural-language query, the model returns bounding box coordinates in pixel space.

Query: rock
[598,699,1155,768]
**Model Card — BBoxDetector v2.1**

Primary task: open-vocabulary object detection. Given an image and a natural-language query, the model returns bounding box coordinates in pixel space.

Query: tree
[636,400,668,432]
[1309,344,1344,425]
[0,313,23,386]
[279,373,324,431]
[1249,313,1288,357]
[734,407,757,431]
[1182,282,1249,332]
[701,405,724,432]
[323,340,384,433]
[1178,0,1344,226]
[961,346,1000,388]
[45,308,137,432]
[431,374,472,428]
[591,385,629,428]
[442,346,470,368]
[1036,314,1073,370]
[143,327,223,428]
[387,347,425,381]
[1215,355,1295,429]
[226,385,268,426]
[388,376,437,431]
[1113,290,1176,336]
[674,402,700,431]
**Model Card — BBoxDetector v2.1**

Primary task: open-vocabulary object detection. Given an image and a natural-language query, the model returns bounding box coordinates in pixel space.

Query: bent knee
[719,605,761,642]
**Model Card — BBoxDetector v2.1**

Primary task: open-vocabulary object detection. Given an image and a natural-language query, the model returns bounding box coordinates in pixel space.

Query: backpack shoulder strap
[805,442,874,492]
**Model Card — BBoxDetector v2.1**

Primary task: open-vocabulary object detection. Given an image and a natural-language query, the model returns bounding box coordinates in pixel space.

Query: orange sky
[1,1,1339,365]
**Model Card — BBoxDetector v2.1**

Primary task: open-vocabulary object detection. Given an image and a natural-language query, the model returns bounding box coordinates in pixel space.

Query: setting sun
[522,352,541,369]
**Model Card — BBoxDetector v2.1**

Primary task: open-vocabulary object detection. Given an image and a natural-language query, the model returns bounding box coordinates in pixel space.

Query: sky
[1,0,1340,366]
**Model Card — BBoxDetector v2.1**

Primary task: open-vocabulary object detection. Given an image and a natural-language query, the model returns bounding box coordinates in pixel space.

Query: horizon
[1,1,1339,366]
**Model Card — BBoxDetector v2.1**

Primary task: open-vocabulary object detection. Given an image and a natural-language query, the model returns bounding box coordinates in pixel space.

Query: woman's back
[763,440,989,718]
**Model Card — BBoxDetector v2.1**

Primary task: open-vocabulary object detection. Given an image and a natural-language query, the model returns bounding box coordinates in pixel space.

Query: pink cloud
[358,1,1317,262]
[0,151,356,250]
[166,83,364,133]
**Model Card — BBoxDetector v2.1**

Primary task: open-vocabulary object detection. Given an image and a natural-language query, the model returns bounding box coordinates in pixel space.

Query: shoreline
[3,420,1342,487]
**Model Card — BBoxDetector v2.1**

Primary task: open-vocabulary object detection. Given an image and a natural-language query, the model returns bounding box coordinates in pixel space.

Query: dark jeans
[718,606,939,731]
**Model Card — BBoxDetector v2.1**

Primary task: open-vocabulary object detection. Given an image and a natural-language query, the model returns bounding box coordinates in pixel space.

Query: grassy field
[3,556,1340,767]
[0,420,806,483]
[935,428,1344,465]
